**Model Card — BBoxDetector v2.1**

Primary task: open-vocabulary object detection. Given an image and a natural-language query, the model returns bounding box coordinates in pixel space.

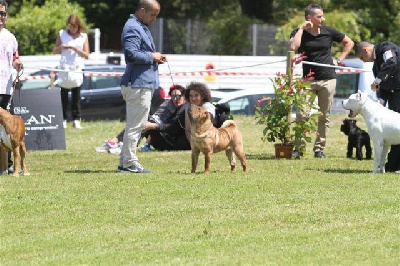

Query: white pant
[120,86,153,167]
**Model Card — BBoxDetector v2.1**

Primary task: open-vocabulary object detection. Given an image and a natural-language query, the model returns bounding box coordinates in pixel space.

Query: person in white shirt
[53,14,89,129]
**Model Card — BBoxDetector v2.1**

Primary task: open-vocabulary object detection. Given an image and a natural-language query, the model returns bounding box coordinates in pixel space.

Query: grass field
[1,114,399,265]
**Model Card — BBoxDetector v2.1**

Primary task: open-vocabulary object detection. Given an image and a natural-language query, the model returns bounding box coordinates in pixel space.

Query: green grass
[1,114,399,265]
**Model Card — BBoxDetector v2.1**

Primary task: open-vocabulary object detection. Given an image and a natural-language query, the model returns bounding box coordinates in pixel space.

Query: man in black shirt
[289,3,354,159]
[356,41,400,173]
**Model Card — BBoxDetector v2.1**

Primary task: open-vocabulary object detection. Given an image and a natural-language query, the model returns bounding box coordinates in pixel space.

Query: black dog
[340,119,372,160]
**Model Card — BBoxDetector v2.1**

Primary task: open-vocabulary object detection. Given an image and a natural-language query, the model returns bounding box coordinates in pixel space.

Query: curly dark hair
[185,82,212,103]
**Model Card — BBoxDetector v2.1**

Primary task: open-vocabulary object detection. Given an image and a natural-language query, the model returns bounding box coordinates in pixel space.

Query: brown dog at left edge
[0,107,29,176]
[188,105,247,174]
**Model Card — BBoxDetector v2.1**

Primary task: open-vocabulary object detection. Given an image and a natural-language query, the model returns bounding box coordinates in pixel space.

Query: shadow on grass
[319,168,371,174]
[64,169,118,174]
[245,153,275,160]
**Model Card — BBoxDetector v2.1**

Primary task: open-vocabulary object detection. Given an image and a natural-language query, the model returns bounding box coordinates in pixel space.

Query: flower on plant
[305,69,315,80]
[255,69,320,152]
[291,51,307,65]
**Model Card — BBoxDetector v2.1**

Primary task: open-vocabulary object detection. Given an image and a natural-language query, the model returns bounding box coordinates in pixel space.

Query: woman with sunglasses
[141,84,191,151]
[53,14,89,129]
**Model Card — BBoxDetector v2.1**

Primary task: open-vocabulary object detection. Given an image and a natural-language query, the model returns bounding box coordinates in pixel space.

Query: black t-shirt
[290,25,345,80]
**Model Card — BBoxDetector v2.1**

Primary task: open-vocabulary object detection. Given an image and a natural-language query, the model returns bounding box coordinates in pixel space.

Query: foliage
[255,71,319,152]
[5,0,400,54]
[275,10,367,57]
[7,0,89,55]
[1,117,400,264]
[206,8,256,55]
[390,13,400,45]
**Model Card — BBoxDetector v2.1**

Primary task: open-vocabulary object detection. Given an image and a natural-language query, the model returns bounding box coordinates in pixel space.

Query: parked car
[21,65,166,121]
[214,88,273,115]
[210,90,234,102]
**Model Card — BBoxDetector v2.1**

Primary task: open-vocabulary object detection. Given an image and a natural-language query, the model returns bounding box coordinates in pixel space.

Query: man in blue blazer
[118,0,166,173]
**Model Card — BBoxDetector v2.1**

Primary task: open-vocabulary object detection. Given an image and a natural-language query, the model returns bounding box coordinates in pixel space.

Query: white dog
[342,91,400,173]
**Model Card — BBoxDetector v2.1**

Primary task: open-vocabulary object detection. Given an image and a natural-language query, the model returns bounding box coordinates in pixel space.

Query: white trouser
[120,86,153,167]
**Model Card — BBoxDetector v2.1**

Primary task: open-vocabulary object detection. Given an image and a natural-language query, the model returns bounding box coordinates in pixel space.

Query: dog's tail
[221,120,236,128]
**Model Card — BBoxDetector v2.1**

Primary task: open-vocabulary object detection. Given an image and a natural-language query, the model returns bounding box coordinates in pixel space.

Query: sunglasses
[0,11,7,17]
[68,23,78,28]
[171,94,183,100]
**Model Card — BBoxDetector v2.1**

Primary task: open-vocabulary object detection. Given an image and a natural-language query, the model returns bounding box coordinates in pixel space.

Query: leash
[11,68,24,114]
[166,60,175,86]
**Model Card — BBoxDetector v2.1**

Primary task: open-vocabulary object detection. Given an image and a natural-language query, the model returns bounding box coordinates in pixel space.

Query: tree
[239,0,273,22]
[5,0,400,55]
[206,8,255,55]
[7,0,88,55]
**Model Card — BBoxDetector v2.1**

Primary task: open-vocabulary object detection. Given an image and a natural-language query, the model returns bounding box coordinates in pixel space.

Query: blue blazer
[120,14,159,90]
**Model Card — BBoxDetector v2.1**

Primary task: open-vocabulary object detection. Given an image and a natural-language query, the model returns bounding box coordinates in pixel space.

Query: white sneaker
[109,146,121,155]
[73,120,82,129]
[63,120,67,129]
[95,140,118,153]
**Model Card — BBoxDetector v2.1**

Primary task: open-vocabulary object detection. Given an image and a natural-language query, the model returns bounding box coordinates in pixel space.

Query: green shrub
[7,0,89,55]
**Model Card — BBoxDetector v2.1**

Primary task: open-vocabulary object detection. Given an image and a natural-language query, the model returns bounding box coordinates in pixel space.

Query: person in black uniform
[355,41,400,173]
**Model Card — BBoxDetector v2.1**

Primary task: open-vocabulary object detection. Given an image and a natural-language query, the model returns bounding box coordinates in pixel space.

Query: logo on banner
[15,106,59,133]
[204,63,216,82]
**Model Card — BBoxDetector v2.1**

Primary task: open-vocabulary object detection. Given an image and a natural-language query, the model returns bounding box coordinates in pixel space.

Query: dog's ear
[206,111,211,120]
[357,91,362,102]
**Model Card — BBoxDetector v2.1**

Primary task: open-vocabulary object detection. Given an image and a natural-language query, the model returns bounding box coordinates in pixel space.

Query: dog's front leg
[380,145,390,173]
[0,146,8,173]
[204,152,212,174]
[372,141,383,173]
[12,146,20,177]
[346,139,353,158]
[355,139,363,160]
[191,148,200,173]
[20,143,29,175]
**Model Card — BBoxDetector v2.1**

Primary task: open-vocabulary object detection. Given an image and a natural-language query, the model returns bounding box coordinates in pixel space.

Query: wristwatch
[336,58,343,65]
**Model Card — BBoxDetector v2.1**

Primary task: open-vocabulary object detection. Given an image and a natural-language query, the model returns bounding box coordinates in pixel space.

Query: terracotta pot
[274,143,294,159]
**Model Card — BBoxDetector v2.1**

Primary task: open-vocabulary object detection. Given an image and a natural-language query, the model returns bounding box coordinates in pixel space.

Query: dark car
[23,65,126,121]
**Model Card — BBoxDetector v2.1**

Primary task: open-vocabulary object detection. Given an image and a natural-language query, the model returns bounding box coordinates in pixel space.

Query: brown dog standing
[0,107,29,176]
[188,105,247,174]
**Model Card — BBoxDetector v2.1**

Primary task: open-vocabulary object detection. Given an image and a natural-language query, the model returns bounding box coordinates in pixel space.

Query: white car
[213,88,273,115]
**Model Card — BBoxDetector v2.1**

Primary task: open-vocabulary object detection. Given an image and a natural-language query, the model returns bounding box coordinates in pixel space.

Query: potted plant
[255,72,319,159]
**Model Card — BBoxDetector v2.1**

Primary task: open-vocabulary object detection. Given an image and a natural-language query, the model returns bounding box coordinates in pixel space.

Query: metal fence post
[186,19,192,54]
[252,24,257,56]
[158,18,164,52]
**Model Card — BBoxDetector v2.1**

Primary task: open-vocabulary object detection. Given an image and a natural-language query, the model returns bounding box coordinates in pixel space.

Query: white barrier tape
[302,61,370,73]
[20,75,53,81]
[158,71,296,77]
[18,69,355,81]
[20,71,304,81]
[19,59,369,81]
